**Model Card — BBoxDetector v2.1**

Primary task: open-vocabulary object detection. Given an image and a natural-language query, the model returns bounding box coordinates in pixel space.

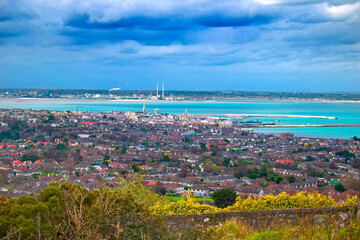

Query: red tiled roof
[165,183,180,188]
[147,181,157,186]
[276,159,294,163]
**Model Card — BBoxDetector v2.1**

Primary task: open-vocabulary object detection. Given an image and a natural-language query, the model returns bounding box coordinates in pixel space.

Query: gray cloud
[0,0,359,90]
[0,0,36,22]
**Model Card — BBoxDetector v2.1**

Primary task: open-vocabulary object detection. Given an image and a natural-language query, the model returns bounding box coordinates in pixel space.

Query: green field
[167,195,214,202]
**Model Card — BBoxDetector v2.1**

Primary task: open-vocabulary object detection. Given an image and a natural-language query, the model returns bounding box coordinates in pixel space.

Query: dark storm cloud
[0,0,36,22]
[64,13,192,31]
[64,12,274,30]
[0,21,34,41]
[62,9,276,45]
[0,0,359,91]
[0,29,22,39]
[0,0,36,41]
[193,14,273,27]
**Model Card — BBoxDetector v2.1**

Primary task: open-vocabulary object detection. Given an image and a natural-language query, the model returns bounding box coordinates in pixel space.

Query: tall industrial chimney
[162,82,164,100]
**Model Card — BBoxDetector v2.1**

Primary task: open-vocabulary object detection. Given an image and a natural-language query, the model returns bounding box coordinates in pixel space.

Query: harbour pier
[190,114,338,119]
[247,124,360,128]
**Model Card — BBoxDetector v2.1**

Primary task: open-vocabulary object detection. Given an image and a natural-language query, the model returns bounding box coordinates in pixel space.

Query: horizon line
[1,87,360,95]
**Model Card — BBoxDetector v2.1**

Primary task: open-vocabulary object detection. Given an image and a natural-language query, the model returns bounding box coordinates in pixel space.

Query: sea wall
[162,206,357,231]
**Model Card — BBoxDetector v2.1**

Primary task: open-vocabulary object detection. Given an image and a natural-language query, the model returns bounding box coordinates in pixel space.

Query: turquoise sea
[1,98,359,139]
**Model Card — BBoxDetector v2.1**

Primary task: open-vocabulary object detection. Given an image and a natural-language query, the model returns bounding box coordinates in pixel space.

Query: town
[1,88,360,102]
[0,108,359,202]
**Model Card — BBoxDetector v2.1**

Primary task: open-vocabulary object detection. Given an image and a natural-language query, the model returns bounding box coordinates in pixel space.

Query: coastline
[1,98,359,139]
[0,97,359,104]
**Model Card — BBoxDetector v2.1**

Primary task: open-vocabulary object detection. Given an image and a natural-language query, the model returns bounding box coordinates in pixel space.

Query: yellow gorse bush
[152,196,219,215]
[225,192,341,211]
[154,192,358,215]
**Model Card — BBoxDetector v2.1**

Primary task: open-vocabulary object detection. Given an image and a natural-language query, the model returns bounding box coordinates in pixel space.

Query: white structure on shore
[162,82,164,99]
[109,88,120,98]
[157,82,159,98]
[152,82,165,100]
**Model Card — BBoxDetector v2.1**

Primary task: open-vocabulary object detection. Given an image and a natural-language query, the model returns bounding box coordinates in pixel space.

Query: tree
[178,167,189,178]
[351,158,360,169]
[161,154,170,162]
[132,164,141,172]
[306,166,323,178]
[334,183,346,193]
[234,165,248,179]
[211,189,237,208]
[21,153,37,162]
[0,180,166,239]
[152,182,167,196]
[329,161,338,170]
[342,173,360,191]
[56,143,67,151]
[222,158,230,167]
[0,169,8,187]
[335,150,356,162]
[121,145,127,154]
[287,175,296,184]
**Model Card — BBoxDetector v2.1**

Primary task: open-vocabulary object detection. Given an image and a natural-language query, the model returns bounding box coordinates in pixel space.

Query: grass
[167,195,214,202]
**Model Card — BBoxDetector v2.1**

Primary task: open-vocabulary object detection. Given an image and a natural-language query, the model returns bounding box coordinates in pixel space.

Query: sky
[0,0,359,91]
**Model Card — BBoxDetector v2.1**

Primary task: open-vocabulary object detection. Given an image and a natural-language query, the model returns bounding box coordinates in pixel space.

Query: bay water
[1,98,359,139]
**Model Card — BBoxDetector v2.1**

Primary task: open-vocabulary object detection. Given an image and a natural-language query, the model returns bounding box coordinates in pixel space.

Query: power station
[108,82,166,100]
[154,82,165,100]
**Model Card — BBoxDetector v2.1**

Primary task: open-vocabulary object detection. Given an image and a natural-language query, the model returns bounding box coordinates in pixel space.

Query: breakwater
[191,114,337,119]
[251,124,360,128]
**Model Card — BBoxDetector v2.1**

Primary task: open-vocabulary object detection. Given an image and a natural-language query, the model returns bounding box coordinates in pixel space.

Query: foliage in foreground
[173,218,360,240]
[225,191,357,212]
[211,189,237,208]
[0,180,359,239]
[0,178,167,240]
[154,191,357,215]
[152,196,219,215]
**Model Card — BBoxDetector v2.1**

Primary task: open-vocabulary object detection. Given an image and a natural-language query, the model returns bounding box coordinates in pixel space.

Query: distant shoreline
[0,97,359,104]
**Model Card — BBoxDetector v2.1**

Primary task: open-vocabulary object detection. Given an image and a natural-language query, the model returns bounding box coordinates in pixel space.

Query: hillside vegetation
[0,178,358,239]
[176,219,360,240]
[153,191,357,215]
[0,178,166,239]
